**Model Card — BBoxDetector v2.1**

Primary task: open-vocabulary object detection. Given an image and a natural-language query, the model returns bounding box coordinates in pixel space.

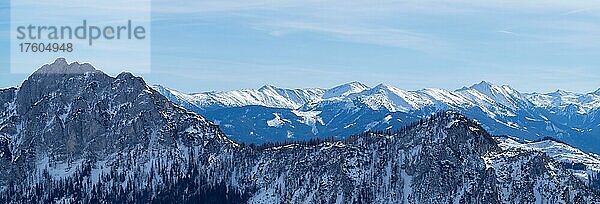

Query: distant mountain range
[0,59,599,203]
[155,81,600,153]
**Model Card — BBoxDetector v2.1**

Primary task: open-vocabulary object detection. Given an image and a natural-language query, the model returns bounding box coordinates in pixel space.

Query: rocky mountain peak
[258,84,277,91]
[33,58,98,75]
[550,89,574,96]
[322,81,369,99]
[1,60,227,169]
[416,111,500,154]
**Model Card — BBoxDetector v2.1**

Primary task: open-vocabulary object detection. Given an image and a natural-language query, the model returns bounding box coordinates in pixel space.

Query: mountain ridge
[0,59,599,203]
[156,80,600,153]
[158,80,600,114]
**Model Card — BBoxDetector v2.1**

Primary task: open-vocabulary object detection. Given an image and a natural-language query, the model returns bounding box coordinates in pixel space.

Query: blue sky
[1,0,600,93]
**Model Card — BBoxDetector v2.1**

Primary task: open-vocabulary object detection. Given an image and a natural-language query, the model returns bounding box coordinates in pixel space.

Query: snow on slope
[455,81,531,110]
[307,81,535,115]
[157,81,600,116]
[497,137,600,169]
[154,85,325,110]
[526,90,600,114]
[496,136,600,181]
[347,84,433,112]
[322,81,369,99]
[155,81,600,149]
[267,113,290,127]
[291,110,323,135]
[418,88,473,107]
[319,81,537,114]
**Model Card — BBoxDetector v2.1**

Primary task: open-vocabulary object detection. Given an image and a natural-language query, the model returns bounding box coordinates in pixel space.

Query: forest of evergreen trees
[0,154,251,203]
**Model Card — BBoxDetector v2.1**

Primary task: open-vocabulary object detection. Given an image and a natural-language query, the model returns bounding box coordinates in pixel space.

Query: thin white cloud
[261,20,448,52]
[496,30,519,36]
[561,7,600,16]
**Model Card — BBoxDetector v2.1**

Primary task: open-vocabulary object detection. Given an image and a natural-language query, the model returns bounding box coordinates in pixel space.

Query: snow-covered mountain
[152,84,325,111]
[526,90,600,114]
[322,81,370,99]
[457,81,533,110]
[1,60,598,203]
[159,80,546,115]
[495,136,600,185]
[156,81,600,153]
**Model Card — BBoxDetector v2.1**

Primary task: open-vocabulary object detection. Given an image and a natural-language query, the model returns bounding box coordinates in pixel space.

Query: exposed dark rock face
[0,59,597,203]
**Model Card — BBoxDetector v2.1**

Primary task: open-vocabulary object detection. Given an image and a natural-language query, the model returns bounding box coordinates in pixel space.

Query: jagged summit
[549,89,573,96]
[455,80,529,110]
[465,80,519,96]
[2,59,228,163]
[470,80,494,89]
[345,81,368,88]
[322,81,369,99]
[454,80,493,92]
[26,59,145,90]
[258,84,277,91]
[373,83,395,90]
[33,58,98,75]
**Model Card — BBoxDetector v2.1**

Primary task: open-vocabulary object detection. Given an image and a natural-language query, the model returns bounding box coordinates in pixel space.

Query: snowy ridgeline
[156,81,600,115]
[157,81,600,154]
[0,59,598,203]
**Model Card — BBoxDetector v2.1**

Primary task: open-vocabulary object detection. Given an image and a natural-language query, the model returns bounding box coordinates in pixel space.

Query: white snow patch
[292,110,323,135]
[266,113,290,127]
[383,115,392,123]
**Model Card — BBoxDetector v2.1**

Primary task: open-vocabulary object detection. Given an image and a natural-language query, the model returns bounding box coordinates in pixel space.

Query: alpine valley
[1,59,599,203]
